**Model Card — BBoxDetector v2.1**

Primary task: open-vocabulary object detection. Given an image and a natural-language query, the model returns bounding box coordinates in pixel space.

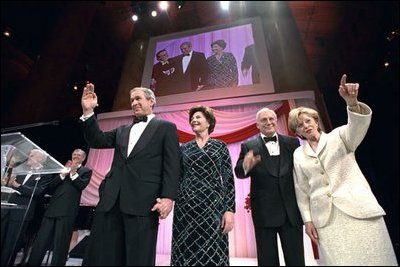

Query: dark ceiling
[1,1,397,121]
[1,1,397,127]
[1,1,399,255]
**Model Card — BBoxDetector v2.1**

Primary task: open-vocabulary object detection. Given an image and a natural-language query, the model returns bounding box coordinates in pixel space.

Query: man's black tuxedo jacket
[235,134,303,228]
[174,51,208,92]
[80,116,180,216]
[7,173,53,221]
[44,166,92,218]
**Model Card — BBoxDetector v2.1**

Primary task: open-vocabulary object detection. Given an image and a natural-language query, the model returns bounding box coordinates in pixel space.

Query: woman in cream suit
[287,74,398,266]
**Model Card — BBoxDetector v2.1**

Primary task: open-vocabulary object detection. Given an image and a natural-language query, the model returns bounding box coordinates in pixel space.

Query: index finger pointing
[340,74,347,87]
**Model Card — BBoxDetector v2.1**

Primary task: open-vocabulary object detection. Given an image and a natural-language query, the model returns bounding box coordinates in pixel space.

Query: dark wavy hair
[188,105,216,134]
[211,39,227,49]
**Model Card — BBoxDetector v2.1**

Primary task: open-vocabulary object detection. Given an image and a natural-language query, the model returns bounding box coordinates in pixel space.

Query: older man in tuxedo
[79,84,180,266]
[234,107,305,266]
[27,149,92,266]
[1,149,52,266]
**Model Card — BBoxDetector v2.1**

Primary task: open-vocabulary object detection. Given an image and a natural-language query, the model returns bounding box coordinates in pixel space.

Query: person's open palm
[81,82,98,114]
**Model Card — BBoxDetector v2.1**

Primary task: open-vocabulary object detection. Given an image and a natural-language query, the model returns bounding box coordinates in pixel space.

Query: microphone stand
[6,175,41,266]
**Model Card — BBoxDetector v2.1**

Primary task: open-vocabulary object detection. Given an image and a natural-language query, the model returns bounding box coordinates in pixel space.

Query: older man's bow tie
[264,136,277,143]
[133,116,148,124]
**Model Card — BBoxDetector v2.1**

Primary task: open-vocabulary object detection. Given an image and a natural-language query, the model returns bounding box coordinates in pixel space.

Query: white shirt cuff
[70,173,79,180]
[80,112,94,121]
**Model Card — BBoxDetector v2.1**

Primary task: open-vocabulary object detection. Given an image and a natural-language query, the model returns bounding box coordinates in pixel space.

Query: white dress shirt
[127,114,155,156]
[261,133,280,156]
[182,51,193,74]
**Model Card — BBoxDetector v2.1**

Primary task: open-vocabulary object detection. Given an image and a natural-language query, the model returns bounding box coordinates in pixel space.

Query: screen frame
[141,17,275,106]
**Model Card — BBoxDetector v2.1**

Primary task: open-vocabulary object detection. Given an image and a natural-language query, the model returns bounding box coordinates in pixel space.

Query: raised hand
[243,149,261,172]
[338,74,359,106]
[81,82,99,115]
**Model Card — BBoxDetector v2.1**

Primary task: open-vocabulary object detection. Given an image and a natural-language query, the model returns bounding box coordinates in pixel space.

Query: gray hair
[73,149,86,160]
[129,87,156,107]
[256,107,277,121]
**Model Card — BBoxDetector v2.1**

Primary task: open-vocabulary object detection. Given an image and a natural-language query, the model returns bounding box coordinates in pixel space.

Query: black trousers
[254,219,305,266]
[82,202,159,266]
[28,215,75,266]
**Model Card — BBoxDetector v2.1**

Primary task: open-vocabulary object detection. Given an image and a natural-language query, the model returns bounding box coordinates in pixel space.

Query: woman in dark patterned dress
[206,39,238,89]
[171,105,236,266]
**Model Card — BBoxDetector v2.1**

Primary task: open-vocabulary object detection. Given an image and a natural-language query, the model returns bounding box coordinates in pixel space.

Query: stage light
[220,1,230,11]
[132,14,138,22]
[159,1,169,11]
[176,1,185,9]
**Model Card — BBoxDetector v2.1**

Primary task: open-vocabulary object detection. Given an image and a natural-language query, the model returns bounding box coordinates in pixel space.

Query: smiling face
[211,43,224,55]
[156,50,169,63]
[256,109,277,137]
[71,149,85,164]
[130,89,154,117]
[190,111,209,135]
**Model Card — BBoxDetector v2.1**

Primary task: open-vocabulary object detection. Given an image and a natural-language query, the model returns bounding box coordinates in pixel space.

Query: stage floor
[66,255,258,266]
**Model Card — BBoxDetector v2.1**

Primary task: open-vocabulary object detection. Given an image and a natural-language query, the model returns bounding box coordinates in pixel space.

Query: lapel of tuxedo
[257,136,275,176]
[128,118,160,159]
[120,124,131,159]
[19,173,38,185]
[277,135,290,176]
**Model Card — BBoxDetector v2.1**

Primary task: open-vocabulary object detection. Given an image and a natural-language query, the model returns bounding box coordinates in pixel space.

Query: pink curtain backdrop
[79,100,318,262]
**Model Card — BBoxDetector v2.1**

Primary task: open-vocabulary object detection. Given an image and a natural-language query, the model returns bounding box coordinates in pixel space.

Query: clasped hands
[61,160,79,177]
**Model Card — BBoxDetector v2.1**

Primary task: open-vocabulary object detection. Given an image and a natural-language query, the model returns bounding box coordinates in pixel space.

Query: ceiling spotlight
[220,1,230,11]
[159,1,169,11]
[176,1,185,9]
[151,10,157,17]
[132,14,139,22]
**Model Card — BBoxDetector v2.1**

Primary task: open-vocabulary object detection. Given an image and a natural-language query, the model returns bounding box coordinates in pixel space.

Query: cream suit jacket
[293,102,385,228]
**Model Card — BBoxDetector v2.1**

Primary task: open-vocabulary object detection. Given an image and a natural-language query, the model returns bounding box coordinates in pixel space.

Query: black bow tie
[183,54,190,57]
[264,136,277,143]
[133,116,148,124]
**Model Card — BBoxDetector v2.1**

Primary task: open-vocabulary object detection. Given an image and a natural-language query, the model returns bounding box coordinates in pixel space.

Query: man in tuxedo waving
[80,84,180,266]
[27,149,92,266]
[234,107,305,266]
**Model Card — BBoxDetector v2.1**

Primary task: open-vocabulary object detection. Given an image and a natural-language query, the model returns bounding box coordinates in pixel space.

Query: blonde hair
[288,107,320,136]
